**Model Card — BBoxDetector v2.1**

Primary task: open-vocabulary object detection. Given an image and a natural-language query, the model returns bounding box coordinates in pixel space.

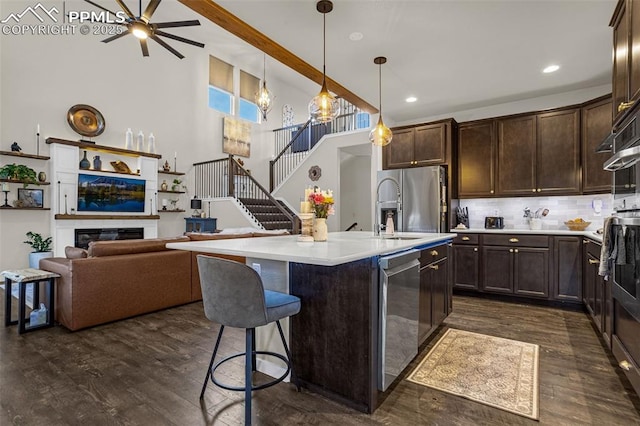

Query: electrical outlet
[252,263,261,276]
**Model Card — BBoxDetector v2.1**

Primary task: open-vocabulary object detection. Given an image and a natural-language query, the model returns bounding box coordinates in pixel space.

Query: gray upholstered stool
[196,255,301,425]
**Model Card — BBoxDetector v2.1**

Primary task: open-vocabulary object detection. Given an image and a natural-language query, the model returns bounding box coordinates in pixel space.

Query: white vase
[313,218,328,242]
[29,252,52,269]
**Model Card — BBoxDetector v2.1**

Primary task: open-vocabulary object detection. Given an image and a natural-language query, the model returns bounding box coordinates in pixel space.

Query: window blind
[209,55,233,93]
[239,70,260,101]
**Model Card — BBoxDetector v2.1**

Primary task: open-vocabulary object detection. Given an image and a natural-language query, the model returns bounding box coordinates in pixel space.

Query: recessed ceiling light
[543,65,560,73]
[406,96,417,103]
[349,32,363,41]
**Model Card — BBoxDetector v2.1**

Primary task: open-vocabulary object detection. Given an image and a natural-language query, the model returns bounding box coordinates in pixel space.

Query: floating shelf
[0,151,50,160]
[46,137,162,159]
[0,178,50,185]
[0,207,51,210]
[158,190,186,194]
[55,214,160,220]
[158,170,185,176]
[79,168,140,176]
[159,209,186,213]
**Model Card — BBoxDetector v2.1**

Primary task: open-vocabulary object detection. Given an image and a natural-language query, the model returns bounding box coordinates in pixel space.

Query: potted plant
[171,178,186,192]
[23,231,53,269]
[0,163,38,187]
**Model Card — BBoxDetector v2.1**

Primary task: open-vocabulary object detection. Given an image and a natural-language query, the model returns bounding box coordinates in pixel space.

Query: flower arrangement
[308,188,335,219]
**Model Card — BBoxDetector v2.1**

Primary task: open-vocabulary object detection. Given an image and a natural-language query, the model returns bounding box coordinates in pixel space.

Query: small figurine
[162,160,171,172]
[10,142,21,152]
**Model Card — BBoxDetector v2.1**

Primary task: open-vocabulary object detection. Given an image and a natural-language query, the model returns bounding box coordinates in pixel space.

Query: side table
[2,268,59,334]
[185,217,217,233]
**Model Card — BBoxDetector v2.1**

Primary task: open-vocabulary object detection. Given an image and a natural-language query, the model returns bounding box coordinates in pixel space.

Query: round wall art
[308,165,322,181]
[67,104,105,137]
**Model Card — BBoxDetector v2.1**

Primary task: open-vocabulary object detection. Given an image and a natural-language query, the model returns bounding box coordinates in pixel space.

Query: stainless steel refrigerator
[376,166,446,233]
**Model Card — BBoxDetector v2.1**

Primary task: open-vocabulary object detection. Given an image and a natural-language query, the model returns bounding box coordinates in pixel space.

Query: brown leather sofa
[39,234,259,331]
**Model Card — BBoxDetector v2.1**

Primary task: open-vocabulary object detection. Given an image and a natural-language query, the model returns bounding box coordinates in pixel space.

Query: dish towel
[599,217,614,279]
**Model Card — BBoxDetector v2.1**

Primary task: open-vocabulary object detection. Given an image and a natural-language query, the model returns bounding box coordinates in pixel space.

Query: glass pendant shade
[309,79,340,123]
[370,56,392,146]
[309,1,340,123]
[256,81,273,121]
[369,116,393,146]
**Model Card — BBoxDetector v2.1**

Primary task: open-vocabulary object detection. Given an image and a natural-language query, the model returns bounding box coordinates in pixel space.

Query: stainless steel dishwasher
[378,249,421,391]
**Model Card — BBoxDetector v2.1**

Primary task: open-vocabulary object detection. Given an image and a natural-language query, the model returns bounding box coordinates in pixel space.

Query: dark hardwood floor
[1,295,639,425]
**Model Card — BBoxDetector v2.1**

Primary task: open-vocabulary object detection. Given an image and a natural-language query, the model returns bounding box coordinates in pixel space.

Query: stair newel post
[269,160,275,192]
[227,155,235,197]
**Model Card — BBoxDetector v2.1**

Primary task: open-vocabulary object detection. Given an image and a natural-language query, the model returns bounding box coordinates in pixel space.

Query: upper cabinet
[458,121,496,197]
[582,96,614,193]
[611,0,640,125]
[383,119,455,169]
[457,96,611,198]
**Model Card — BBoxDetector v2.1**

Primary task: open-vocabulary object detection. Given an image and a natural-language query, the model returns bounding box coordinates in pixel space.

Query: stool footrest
[210,350,291,392]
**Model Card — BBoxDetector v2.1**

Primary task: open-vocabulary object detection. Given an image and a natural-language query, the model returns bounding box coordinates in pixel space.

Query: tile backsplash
[456,194,613,231]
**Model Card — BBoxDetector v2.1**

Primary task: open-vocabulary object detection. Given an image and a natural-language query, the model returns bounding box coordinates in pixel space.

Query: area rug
[406,328,539,420]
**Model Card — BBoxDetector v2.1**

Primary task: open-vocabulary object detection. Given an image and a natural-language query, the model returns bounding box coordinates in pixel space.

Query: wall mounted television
[77,173,146,212]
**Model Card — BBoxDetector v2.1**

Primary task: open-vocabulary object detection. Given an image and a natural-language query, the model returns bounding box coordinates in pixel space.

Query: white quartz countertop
[450,227,603,243]
[167,231,457,266]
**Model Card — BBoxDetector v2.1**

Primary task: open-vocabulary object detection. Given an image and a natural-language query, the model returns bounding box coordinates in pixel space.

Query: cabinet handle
[473,247,478,252]
[618,101,635,112]
[509,238,519,243]
[588,259,600,265]
[509,249,514,253]
[462,236,470,241]
[428,264,439,270]
[583,240,589,244]
[490,190,494,194]
[620,360,632,371]
[537,189,541,193]
[515,249,519,253]
[430,250,439,256]
[532,189,536,192]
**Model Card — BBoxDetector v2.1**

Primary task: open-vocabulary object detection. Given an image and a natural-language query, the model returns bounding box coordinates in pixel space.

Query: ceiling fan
[85,0,205,59]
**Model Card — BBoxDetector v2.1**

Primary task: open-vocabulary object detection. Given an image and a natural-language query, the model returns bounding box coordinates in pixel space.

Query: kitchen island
[167,231,455,412]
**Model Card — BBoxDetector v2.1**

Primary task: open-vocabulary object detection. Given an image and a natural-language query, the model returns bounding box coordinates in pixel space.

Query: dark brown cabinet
[418,244,449,345]
[452,234,480,290]
[582,96,613,193]
[552,236,583,302]
[583,238,612,348]
[458,121,496,197]
[496,110,580,197]
[611,0,640,125]
[384,120,455,170]
[481,234,549,298]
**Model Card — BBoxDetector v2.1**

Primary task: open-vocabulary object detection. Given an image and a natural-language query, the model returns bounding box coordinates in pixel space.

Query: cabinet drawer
[420,244,447,266]
[482,234,548,248]
[584,238,602,258]
[452,234,479,245]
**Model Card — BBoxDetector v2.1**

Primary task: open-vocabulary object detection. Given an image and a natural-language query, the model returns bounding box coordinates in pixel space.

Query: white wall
[340,151,372,231]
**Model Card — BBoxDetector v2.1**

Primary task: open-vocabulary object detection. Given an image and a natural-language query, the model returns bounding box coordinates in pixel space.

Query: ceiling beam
[177,0,378,114]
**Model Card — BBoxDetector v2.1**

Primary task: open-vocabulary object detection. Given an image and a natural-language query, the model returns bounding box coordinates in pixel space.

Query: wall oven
[606,106,640,211]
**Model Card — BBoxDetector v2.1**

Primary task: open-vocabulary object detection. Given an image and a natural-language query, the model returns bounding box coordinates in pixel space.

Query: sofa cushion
[65,246,88,259]
[88,236,190,257]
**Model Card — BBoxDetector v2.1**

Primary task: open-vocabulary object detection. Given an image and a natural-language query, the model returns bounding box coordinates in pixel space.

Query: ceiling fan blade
[142,0,161,23]
[140,38,149,57]
[84,0,118,16]
[150,35,184,59]
[153,20,200,29]
[114,0,135,19]
[154,30,204,48]
[102,31,129,43]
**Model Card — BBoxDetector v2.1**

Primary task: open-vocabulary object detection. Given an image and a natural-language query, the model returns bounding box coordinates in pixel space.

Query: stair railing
[270,118,313,192]
[194,155,300,233]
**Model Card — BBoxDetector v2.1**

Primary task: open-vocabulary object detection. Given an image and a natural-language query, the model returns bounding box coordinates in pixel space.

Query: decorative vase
[161,180,168,191]
[37,171,46,182]
[79,150,90,169]
[93,155,102,170]
[313,217,328,242]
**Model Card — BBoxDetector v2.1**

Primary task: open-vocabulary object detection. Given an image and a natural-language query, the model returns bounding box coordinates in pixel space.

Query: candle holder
[298,213,314,242]
[1,190,12,208]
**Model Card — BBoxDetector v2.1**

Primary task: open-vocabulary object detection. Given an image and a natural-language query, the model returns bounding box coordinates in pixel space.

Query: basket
[564,221,591,231]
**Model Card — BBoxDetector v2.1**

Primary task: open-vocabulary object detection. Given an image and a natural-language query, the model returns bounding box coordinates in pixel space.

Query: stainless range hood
[604,144,640,171]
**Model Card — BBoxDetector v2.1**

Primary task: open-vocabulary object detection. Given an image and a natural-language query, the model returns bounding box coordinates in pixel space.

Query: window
[209,55,234,115]
[239,70,260,123]
[356,112,371,129]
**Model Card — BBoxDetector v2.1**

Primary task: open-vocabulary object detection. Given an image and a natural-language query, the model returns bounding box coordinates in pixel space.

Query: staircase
[239,198,297,230]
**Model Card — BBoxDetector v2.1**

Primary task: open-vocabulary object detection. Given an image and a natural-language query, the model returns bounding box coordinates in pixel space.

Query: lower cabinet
[552,236,583,302]
[452,234,480,290]
[583,238,612,349]
[419,244,449,345]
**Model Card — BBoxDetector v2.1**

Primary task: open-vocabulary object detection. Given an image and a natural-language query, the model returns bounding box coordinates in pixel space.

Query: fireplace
[75,228,144,249]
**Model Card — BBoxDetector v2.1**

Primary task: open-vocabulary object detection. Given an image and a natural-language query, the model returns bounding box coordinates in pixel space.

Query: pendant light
[369,56,393,146]
[308,0,340,123]
[255,53,274,121]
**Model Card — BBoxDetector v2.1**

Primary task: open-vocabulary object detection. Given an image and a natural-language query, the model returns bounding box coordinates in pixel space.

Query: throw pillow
[65,246,88,259]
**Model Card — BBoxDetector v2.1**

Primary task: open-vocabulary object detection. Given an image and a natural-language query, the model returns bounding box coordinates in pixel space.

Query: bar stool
[196,255,301,425]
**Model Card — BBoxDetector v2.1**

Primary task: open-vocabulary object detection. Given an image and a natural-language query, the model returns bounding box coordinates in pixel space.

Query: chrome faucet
[374,177,402,236]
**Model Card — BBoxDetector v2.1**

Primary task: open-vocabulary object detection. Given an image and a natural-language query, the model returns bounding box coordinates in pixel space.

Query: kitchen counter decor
[308,187,334,242]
